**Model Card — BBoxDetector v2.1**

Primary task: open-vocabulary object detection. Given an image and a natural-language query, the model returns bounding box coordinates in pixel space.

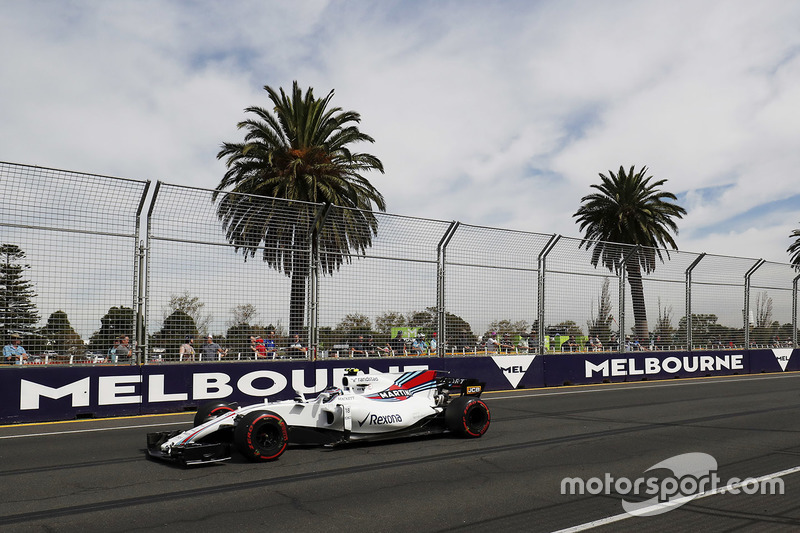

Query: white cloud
[1,0,799,264]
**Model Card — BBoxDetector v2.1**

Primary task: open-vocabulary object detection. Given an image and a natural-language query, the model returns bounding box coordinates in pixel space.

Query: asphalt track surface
[3,373,800,532]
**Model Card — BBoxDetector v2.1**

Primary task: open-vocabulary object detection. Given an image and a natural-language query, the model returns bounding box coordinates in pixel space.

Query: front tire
[194,401,236,427]
[234,410,288,461]
[445,396,490,437]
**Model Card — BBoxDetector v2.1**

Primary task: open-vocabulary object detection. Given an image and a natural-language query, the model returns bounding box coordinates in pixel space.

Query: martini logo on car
[377,389,411,399]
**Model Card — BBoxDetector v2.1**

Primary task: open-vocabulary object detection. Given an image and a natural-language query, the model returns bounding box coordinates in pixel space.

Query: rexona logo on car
[491,355,536,388]
[368,413,402,425]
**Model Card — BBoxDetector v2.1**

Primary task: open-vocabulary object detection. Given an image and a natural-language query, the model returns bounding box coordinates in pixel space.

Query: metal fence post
[133,180,151,365]
[143,181,161,364]
[436,221,459,356]
[743,258,765,348]
[793,273,800,348]
[308,204,331,360]
[618,245,641,350]
[136,241,146,364]
[685,253,706,350]
[537,234,560,354]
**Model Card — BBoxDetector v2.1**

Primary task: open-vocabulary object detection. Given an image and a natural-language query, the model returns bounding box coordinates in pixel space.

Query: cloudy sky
[2,0,800,264]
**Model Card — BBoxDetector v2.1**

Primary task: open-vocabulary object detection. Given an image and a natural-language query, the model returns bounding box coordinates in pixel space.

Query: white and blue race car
[146,368,490,465]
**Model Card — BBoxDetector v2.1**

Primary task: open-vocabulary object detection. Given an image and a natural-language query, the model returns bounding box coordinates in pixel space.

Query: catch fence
[1,161,797,364]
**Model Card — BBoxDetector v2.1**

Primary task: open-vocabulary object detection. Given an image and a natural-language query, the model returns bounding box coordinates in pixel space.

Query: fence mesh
[0,162,149,363]
[0,161,798,365]
[147,182,320,361]
[750,260,798,347]
[444,224,551,354]
[315,208,452,357]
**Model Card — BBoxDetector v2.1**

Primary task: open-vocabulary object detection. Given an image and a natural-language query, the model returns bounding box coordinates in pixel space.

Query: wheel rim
[254,423,281,448]
[466,403,489,434]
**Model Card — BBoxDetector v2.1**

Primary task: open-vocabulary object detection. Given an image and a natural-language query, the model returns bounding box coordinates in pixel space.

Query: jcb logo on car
[466,385,482,395]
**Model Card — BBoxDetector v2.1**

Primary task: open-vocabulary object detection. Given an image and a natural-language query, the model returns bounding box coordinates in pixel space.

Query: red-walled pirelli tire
[445,396,491,437]
[234,410,289,461]
[194,401,236,427]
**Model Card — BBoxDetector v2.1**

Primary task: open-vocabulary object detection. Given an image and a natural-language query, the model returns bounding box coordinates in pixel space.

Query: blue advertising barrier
[0,348,795,424]
[0,354,542,424]
[543,350,751,386]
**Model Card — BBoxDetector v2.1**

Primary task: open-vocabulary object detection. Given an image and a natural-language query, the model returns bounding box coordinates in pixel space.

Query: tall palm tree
[213,82,386,337]
[788,225,800,266]
[573,165,686,342]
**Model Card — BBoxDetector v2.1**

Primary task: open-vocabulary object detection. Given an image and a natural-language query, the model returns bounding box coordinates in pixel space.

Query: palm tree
[788,225,800,266]
[573,165,686,341]
[213,82,386,337]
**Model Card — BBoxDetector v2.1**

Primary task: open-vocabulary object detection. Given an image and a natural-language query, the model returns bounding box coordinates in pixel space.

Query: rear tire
[194,401,236,427]
[234,410,288,461]
[445,396,490,437]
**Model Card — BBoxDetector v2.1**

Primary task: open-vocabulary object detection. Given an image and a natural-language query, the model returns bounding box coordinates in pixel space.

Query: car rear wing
[437,377,485,397]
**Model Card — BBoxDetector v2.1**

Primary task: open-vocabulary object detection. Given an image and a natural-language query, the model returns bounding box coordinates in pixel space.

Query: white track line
[0,420,191,439]
[489,373,800,400]
[551,465,800,532]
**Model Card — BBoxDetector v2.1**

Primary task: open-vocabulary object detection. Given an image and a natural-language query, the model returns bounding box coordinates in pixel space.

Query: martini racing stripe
[367,370,439,401]
[394,370,433,387]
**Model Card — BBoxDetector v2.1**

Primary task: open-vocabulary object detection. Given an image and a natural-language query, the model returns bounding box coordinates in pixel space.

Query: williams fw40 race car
[147,369,490,466]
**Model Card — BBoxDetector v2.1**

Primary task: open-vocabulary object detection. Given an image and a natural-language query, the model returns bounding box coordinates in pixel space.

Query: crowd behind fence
[1,161,798,366]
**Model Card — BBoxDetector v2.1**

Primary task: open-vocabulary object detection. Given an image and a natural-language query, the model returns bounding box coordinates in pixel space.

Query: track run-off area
[2,372,800,532]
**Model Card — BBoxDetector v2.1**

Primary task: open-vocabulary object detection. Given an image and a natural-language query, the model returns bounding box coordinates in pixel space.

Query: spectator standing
[200,335,226,361]
[589,335,602,352]
[500,333,514,353]
[625,336,643,351]
[116,336,132,363]
[288,334,307,357]
[108,338,120,363]
[389,330,406,356]
[3,334,28,364]
[350,335,368,357]
[265,331,277,359]
[609,334,619,352]
[485,332,499,354]
[528,329,538,353]
[517,334,529,353]
[250,336,267,359]
[429,332,437,355]
[411,334,427,355]
[564,335,578,352]
[179,336,195,362]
